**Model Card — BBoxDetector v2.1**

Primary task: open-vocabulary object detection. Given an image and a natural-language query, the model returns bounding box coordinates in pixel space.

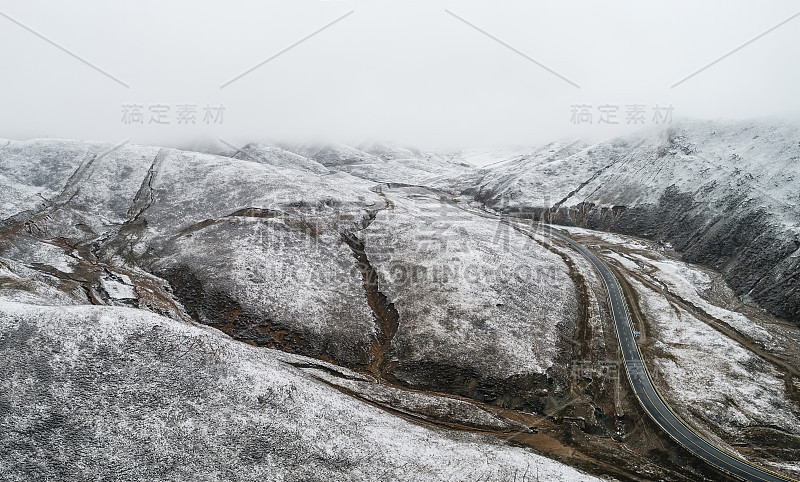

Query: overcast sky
[1,0,799,149]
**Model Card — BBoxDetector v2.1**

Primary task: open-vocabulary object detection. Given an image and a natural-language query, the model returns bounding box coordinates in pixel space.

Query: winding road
[442,196,795,482]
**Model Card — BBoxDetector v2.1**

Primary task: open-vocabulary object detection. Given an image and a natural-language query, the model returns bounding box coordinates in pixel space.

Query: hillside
[454,120,800,325]
[2,123,799,480]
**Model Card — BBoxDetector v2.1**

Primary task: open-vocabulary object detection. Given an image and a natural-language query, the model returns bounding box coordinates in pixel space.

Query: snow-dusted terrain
[2,119,799,480]
[557,224,800,476]
[0,137,597,480]
[0,301,601,482]
[362,187,576,407]
[453,120,800,325]
[0,138,577,394]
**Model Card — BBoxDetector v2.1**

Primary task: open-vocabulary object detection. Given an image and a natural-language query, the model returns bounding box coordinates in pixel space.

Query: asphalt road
[539,225,793,482]
[441,197,795,482]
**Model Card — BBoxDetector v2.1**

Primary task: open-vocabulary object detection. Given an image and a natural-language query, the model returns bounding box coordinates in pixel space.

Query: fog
[1,0,799,150]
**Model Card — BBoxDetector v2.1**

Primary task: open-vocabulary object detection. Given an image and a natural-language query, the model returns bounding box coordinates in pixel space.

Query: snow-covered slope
[457,120,800,324]
[0,300,601,482]
[362,187,577,408]
[280,141,471,186]
[0,138,600,479]
[3,122,798,479]
[0,138,577,404]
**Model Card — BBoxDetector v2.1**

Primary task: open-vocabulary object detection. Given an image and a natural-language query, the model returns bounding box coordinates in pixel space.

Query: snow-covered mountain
[453,119,800,325]
[2,120,799,480]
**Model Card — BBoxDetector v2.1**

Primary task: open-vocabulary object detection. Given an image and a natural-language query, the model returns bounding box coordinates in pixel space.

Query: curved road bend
[440,197,795,482]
